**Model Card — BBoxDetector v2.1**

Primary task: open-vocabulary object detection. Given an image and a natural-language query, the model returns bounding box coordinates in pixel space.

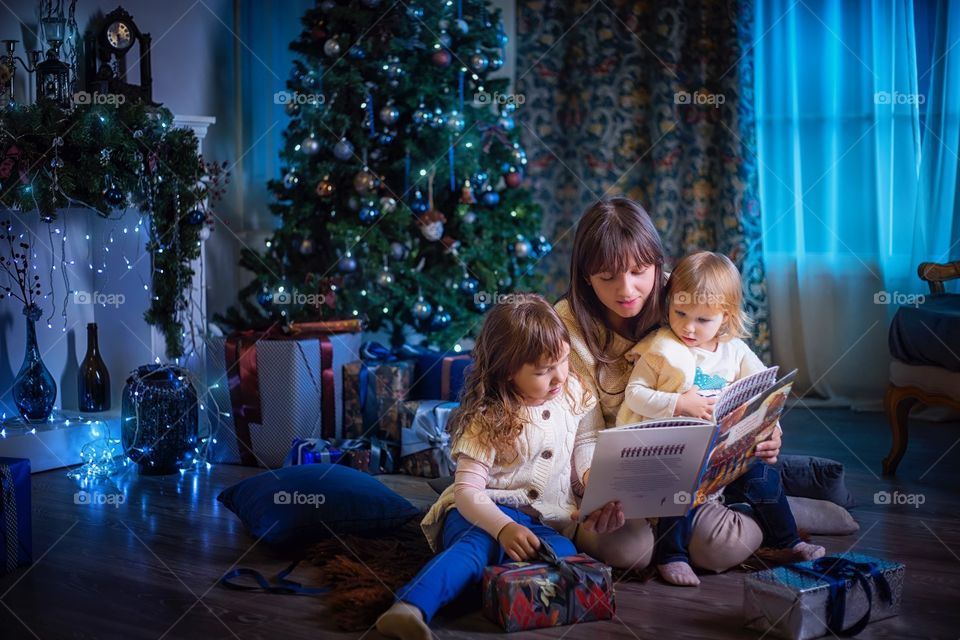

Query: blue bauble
[429,308,452,331]
[338,256,358,272]
[103,187,125,208]
[333,138,354,161]
[409,191,429,214]
[257,290,273,306]
[459,277,479,295]
[535,235,553,257]
[359,203,381,224]
[406,5,424,19]
[186,209,205,225]
[482,190,500,207]
[348,45,366,59]
[472,299,489,313]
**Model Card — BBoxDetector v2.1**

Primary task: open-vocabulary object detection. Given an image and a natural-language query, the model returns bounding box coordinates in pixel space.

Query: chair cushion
[890,359,960,399]
[889,293,960,372]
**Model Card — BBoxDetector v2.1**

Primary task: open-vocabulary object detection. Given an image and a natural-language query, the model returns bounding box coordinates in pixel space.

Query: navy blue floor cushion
[889,293,960,372]
[775,454,856,508]
[218,464,421,545]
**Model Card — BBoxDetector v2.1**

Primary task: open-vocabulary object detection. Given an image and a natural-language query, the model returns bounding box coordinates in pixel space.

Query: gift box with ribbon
[398,400,458,478]
[410,349,473,401]
[284,437,396,475]
[0,457,32,576]
[744,553,904,639]
[482,540,615,632]
[206,320,363,468]
[342,343,416,444]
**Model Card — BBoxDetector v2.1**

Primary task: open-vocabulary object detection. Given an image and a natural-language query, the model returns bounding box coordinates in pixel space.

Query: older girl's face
[588,262,657,329]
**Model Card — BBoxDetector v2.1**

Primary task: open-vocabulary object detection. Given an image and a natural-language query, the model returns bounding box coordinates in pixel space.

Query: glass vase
[12,304,57,423]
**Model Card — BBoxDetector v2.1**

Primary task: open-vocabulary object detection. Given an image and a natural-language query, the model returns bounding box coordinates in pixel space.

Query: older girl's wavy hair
[448,293,581,462]
[562,197,665,387]
[665,251,753,340]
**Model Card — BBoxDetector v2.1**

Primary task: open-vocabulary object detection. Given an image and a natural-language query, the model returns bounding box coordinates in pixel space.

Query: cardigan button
[542,409,551,420]
[541,450,553,459]
[527,488,539,500]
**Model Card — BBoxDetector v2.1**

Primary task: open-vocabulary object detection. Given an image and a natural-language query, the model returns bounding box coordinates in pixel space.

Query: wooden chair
[883,260,960,475]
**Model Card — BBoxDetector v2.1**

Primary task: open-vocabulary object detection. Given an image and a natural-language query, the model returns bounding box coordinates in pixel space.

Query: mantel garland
[0,101,227,358]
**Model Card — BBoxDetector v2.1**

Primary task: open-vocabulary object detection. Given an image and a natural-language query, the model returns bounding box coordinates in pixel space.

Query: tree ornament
[338,252,358,272]
[505,168,523,188]
[353,169,379,194]
[459,276,479,295]
[359,201,381,224]
[324,37,342,57]
[379,105,400,125]
[429,306,451,330]
[409,189,429,215]
[333,137,354,160]
[186,209,205,225]
[301,134,321,155]
[257,290,274,306]
[315,175,335,198]
[283,172,299,189]
[299,238,315,255]
[481,187,500,207]
[534,235,553,257]
[416,174,445,241]
[103,187,125,208]
[459,180,476,204]
[379,196,398,214]
[470,51,489,72]
[412,296,432,320]
[513,236,532,259]
[446,112,465,133]
[376,261,394,287]
[431,50,452,68]
[412,104,431,126]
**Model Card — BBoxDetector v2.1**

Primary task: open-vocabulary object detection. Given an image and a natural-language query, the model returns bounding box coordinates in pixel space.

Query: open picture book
[579,366,798,520]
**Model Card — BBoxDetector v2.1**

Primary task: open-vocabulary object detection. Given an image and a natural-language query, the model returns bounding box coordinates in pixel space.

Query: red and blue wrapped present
[410,349,473,401]
[399,400,458,478]
[482,540,615,632]
[342,343,417,446]
[0,457,32,575]
[284,437,396,476]
[744,553,904,639]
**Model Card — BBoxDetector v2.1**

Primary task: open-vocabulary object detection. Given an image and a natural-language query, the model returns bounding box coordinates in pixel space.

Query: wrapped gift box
[399,400,458,478]
[284,437,396,475]
[206,321,362,468]
[410,350,473,401]
[342,360,414,444]
[744,553,904,639]
[0,457,32,575]
[482,546,615,632]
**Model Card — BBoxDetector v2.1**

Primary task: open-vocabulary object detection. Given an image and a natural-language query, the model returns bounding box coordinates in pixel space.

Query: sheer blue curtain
[754,0,958,404]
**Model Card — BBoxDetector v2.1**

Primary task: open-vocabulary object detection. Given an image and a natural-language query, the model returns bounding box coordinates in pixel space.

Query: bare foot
[657,561,701,586]
[375,602,431,640]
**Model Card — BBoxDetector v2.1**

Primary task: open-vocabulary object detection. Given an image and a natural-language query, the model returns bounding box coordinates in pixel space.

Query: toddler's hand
[675,386,716,420]
[497,523,541,562]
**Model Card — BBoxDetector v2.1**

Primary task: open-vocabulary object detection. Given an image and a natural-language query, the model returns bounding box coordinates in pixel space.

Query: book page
[692,371,796,505]
[714,366,778,423]
[579,421,716,520]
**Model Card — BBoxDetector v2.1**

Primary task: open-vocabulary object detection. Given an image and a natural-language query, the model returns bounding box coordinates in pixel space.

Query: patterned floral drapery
[516,0,770,360]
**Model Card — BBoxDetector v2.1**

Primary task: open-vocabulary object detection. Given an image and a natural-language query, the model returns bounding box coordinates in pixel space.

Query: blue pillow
[217,463,421,545]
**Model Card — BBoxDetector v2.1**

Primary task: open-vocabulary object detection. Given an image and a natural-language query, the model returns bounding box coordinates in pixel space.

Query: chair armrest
[918,261,960,294]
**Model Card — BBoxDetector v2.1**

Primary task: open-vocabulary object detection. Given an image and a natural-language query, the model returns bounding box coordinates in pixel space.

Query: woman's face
[588,262,657,328]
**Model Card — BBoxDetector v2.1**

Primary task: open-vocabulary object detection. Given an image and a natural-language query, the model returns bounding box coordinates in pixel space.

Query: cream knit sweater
[419,375,603,552]
[555,299,635,427]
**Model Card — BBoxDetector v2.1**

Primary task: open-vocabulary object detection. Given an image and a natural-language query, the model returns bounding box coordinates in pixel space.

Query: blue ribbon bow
[785,556,892,637]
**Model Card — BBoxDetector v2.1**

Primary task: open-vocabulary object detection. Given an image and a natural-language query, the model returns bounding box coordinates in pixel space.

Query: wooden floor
[1,406,959,639]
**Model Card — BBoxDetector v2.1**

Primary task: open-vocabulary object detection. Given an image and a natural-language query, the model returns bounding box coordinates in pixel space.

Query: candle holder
[1,40,42,104]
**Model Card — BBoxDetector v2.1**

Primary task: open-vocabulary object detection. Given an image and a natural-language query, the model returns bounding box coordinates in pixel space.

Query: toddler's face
[668,294,727,350]
[510,342,570,406]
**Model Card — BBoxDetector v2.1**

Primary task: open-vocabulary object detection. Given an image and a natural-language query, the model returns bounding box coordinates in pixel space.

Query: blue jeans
[655,462,800,565]
[396,506,577,622]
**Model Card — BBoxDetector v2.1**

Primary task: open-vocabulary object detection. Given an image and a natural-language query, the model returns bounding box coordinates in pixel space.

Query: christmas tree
[220,0,549,348]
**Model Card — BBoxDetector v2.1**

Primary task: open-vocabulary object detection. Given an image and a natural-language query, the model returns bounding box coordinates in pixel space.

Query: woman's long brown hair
[448,293,574,462]
[563,197,665,382]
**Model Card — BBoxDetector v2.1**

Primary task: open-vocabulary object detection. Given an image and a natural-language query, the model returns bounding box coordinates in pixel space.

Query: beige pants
[574,502,763,572]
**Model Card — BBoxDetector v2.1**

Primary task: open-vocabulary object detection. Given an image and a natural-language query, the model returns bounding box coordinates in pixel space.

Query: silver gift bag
[744,552,904,640]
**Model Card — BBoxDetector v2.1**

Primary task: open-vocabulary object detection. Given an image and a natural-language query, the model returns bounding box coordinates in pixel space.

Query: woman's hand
[497,522,541,561]
[755,423,782,464]
[571,469,625,533]
[675,386,716,420]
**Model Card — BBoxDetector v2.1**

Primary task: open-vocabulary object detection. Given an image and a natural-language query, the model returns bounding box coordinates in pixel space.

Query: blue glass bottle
[12,304,57,423]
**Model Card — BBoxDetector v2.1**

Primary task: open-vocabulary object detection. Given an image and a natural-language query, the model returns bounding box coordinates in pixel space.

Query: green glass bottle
[78,322,110,411]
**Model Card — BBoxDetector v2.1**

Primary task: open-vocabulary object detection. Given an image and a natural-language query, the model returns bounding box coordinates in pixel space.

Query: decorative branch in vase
[0,220,56,422]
